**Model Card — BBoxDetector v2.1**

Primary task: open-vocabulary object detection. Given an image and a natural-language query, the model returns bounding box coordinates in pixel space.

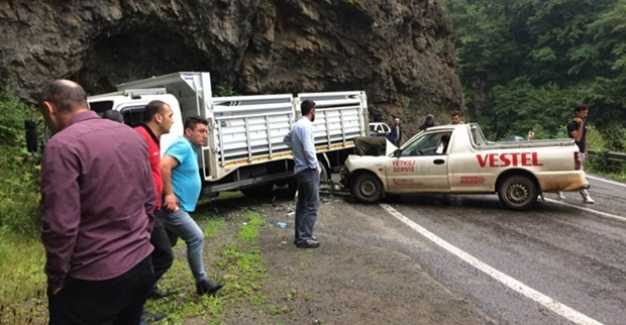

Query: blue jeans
[163,209,207,282]
[295,169,320,243]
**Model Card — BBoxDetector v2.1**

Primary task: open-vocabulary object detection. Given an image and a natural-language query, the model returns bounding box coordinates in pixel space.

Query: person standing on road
[160,117,224,295]
[134,100,175,300]
[284,100,321,249]
[558,104,594,204]
[39,80,155,324]
[387,116,402,146]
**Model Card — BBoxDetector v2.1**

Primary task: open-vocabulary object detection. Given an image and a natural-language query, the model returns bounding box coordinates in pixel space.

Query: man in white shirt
[284,100,321,248]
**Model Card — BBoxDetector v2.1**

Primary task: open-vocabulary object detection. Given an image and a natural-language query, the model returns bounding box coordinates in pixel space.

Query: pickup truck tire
[498,175,538,210]
[351,173,383,203]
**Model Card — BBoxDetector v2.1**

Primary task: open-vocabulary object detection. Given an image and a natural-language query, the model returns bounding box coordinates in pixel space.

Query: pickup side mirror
[24,120,38,153]
[393,149,402,158]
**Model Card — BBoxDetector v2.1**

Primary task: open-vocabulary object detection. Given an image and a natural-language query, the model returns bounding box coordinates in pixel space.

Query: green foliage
[445,0,626,149]
[214,85,238,97]
[481,78,578,139]
[0,91,42,235]
[204,217,226,239]
[146,210,269,324]
[586,125,607,151]
[238,212,265,242]
[0,91,39,146]
[0,231,47,324]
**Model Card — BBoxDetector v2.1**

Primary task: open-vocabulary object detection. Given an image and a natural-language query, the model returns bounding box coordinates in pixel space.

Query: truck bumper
[538,171,589,192]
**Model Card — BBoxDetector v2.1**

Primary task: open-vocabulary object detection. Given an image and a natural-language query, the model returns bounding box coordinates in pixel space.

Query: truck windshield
[470,124,488,147]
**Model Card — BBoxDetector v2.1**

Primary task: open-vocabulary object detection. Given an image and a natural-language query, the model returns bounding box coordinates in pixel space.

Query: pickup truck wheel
[351,173,383,203]
[498,175,538,210]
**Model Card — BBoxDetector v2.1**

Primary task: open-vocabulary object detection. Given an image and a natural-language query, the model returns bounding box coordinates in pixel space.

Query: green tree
[445,0,626,149]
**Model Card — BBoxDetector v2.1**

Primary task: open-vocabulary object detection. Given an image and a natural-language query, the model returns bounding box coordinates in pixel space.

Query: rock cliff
[0,0,462,135]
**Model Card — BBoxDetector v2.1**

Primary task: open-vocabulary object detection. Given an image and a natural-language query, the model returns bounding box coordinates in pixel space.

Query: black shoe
[196,278,224,296]
[295,239,320,249]
[147,286,171,300]
[293,236,318,245]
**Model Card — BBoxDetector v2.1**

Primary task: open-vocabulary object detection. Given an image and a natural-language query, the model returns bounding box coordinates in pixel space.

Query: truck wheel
[351,173,383,203]
[498,175,538,210]
[241,183,274,199]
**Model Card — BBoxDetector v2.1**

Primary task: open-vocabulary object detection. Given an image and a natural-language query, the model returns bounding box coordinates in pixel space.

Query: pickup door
[385,129,453,192]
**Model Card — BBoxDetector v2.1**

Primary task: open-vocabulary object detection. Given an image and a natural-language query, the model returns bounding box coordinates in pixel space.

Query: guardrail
[588,150,626,163]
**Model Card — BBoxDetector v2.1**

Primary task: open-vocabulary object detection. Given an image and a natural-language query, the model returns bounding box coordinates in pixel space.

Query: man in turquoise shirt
[161,117,223,296]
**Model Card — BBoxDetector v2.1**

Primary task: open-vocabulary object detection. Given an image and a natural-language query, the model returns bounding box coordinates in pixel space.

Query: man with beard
[284,100,321,249]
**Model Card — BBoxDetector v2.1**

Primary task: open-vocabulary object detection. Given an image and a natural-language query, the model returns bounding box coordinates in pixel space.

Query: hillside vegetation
[445,0,626,151]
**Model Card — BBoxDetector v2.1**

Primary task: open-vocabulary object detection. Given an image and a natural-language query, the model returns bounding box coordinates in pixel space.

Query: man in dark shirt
[386,116,402,146]
[39,80,156,324]
[558,104,594,204]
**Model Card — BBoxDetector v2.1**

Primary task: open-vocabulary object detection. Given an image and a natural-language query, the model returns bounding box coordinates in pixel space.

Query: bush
[586,125,606,151]
[0,91,42,235]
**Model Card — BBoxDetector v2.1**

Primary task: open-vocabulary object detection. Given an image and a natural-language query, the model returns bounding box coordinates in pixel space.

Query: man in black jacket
[387,116,402,146]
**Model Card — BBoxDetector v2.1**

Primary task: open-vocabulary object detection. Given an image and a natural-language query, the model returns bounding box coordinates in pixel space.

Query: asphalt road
[344,176,626,325]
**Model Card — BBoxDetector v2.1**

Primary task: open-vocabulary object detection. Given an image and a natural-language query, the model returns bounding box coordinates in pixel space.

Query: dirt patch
[218,195,493,325]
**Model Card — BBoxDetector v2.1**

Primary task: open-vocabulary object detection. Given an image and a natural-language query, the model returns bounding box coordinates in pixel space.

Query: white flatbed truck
[88,72,369,197]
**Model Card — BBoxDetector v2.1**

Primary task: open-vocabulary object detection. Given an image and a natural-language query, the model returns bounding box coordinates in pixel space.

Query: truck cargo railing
[207,91,367,174]
[297,91,367,150]
[210,94,295,167]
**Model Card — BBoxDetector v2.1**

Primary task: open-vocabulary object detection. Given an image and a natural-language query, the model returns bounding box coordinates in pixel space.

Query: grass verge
[0,231,47,325]
[0,208,269,325]
[145,210,268,324]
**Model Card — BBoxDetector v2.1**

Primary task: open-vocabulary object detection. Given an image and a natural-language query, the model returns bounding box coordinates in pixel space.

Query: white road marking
[587,175,626,189]
[379,203,605,325]
[544,198,626,223]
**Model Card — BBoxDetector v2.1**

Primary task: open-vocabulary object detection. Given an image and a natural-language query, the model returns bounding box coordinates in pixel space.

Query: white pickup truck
[88,72,369,197]
[341,123,588,209]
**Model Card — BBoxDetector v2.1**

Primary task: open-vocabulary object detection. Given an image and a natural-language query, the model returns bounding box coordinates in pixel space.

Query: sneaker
[580,190,595,204]
[196,278,224,296]
[295,239,320,249]
[557,191,566,200]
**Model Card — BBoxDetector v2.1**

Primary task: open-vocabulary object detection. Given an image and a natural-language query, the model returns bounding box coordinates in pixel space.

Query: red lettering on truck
[393,160,416,173]
[475,152,543,168]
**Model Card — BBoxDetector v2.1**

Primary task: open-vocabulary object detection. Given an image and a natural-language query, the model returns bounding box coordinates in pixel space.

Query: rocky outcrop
[0,0,462,134]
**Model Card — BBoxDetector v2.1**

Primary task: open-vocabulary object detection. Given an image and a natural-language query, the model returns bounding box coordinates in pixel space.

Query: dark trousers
[48,256,154,325]
[150,216,174,288]
[295,169,320,243]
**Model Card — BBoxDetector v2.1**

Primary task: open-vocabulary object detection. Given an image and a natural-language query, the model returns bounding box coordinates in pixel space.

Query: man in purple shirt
[39,80,156,324]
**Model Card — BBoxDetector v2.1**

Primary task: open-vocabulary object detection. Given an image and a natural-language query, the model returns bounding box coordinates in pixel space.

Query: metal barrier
[588,150,626,163]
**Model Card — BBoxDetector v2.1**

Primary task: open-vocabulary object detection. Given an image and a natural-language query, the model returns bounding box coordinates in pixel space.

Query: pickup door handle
[433,159,445,165]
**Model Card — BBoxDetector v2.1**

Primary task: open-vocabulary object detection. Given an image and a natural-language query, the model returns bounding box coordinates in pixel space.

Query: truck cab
[89,89,183,157]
